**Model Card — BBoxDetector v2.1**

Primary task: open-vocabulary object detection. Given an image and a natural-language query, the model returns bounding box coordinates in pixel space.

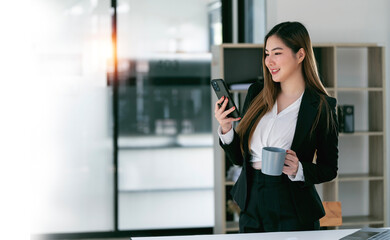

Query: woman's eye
[265,53,269,57]
[275,52,282,55]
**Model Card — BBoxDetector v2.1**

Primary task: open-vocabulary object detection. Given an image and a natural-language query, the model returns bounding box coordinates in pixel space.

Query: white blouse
[218,93,305,181]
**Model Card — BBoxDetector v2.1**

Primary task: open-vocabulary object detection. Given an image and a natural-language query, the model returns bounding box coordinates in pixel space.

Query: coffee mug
[261,147,286,176]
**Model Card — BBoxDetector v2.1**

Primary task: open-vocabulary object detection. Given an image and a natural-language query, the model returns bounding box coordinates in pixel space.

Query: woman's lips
[270,68,280,75]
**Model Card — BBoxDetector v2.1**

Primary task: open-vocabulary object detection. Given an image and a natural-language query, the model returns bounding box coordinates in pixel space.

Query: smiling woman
[265,35,306,113]
[215,21,339,233]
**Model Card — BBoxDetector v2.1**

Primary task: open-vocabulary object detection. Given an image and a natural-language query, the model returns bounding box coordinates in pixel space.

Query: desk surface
[132,229,357,240]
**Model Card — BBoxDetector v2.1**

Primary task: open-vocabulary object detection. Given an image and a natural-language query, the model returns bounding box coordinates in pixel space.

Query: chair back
[320,201,342,227]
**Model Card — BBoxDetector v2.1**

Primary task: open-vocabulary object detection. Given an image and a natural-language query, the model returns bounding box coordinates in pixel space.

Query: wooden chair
[320,201,342,228]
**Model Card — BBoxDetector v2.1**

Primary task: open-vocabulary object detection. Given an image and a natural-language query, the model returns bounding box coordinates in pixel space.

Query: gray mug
[261,147,286,176]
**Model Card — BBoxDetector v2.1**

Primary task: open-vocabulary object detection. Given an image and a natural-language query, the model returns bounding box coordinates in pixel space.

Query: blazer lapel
[290,88,319,152]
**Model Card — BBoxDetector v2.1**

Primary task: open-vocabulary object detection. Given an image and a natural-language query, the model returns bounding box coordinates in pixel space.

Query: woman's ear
[297,48,305,63]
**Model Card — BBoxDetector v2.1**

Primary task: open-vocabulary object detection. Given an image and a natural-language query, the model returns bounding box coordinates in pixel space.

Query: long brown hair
[236,21,336,152]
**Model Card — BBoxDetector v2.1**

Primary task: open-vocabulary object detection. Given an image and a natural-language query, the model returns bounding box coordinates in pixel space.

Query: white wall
[117,0,212,58]
[266,0,390,226]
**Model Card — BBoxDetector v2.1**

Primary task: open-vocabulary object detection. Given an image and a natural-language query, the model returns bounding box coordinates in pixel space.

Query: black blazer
[220,81,339,225]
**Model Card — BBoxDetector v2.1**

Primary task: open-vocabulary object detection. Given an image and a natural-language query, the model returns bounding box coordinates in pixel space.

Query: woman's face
[264,35,303,84]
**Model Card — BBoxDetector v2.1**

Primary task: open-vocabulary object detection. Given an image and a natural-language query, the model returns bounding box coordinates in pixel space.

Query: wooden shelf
[337,87,383,92]
[342,216,384,226]
[339,131,383,136]
[230,89,250,94]
[325,87,335,92]
[225,181,235,186]
[313,43,380,48]
[338,174,384,182]
[226,221,239,232]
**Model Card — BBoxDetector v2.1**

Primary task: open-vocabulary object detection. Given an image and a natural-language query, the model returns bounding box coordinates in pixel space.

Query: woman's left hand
[283,150,299,176]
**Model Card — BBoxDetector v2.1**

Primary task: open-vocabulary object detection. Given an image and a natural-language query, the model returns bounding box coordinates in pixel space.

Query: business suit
[220,80,339,230]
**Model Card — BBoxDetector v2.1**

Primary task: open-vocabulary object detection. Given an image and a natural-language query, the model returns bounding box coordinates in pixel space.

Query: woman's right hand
[214,96,241,134]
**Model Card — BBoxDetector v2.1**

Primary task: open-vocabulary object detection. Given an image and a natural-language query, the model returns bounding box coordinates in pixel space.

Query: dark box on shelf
[338,105,354,133]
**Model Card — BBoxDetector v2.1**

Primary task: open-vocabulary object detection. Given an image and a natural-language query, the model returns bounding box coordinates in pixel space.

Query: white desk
[132,229,357,240]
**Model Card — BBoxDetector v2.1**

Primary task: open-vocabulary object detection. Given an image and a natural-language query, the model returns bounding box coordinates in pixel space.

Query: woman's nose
[266,55,274,66]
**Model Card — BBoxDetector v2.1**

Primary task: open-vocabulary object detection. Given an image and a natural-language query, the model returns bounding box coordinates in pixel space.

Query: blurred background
[1,0,389,239]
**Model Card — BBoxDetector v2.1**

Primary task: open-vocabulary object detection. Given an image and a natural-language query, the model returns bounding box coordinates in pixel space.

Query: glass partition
[30,0,219,235]
[114,0,217,230]
[30,0,114,233]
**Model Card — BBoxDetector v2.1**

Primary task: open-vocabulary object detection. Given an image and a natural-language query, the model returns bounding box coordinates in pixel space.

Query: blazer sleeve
[219,81,263,166]
[301,96,339,187]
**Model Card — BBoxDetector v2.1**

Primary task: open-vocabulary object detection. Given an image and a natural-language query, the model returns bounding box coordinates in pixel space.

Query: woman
[214,21,338,232]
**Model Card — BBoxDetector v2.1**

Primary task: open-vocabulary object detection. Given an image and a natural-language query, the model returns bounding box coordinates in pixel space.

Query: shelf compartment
[338,136,369,174]
[337,91,385,132]
[313,46,335,88]
[339,181,370,217]
[368,47,384,88]
[342,216,384,226]
[338,174,383,182]
[338,135,384,176]
[223,46,263,86]
[337,91,383,132]
[336,47,369,88]
[338,181,384,227]
[336,46,383,88]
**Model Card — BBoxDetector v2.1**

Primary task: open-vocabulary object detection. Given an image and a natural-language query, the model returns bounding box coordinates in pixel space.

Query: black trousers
[239,169,320,233]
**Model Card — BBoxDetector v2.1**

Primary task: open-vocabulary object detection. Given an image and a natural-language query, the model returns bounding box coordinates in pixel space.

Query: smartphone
[211,78,240,118]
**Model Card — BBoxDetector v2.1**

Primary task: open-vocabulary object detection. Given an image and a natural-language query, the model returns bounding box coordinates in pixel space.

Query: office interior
[16,0,390,239]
